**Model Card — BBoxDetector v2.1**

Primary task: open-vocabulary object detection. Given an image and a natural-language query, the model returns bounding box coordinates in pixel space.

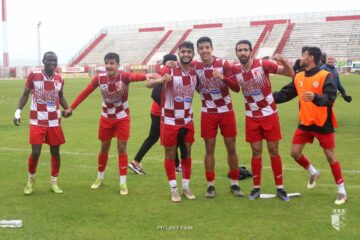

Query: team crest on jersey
[313,81,319,88]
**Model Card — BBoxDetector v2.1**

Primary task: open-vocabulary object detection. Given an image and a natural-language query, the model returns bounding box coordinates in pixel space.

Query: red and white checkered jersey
[194,57,233,113]
[160,64,197,126]
[25,70,64,127]
[232,59,279,118]
[91,71,146,119]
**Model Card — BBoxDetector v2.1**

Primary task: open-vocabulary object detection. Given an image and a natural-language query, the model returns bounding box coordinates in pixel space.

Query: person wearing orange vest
[273,46,347,205]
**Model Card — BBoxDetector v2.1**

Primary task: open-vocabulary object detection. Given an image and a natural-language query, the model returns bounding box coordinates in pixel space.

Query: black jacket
[151,84,162,105]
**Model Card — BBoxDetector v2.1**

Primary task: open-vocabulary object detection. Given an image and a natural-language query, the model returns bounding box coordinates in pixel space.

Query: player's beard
[239,55,250,64]
[180,57,192,65]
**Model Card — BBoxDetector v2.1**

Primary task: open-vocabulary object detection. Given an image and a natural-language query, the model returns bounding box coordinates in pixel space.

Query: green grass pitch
[0,74,359,239]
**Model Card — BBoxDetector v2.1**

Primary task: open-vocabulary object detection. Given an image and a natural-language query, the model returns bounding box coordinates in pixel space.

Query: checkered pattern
[93,71,135,119]
[195,57,233,113]
[26,70,63,127]
[233,59,279,118]
[161,65,197,126]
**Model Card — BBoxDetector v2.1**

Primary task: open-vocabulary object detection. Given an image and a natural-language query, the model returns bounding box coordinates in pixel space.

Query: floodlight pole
[37,21,42,67]
[2,0,9,67]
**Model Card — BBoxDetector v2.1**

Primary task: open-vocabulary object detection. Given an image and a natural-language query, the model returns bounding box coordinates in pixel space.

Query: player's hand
[212,70,224,80]
[301,91,315,102]
[62,108,73,118]
[13,109,21,126]
[273,54,287,63]
[162,74,171,83]
[165,60,177,69]
[13,117,21,126]
[145,73,161,80]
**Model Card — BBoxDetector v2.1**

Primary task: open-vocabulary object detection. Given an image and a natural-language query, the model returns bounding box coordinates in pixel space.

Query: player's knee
[31,151,41,159]
[324,151,336,164]
[252,152,261,158]
[290,150,300,160]
[165,147,176,160]
[251,147,261,157]
[50,148,60,156]
[117,145,127,154]
[268,147,279,157]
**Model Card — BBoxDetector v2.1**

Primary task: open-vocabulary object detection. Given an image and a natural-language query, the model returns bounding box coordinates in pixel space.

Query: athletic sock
[98,153,109,172]
[51,156,60,178]
[98,171,105,179]
[28,154,39,176]
[228,168,239,186]
[118,154,128,177]
[181,158,191,180]
[164,159,176,182]
[330,161,345,186]
[270,155,283,187]
[251,157,262,188]
[205,171,215,186]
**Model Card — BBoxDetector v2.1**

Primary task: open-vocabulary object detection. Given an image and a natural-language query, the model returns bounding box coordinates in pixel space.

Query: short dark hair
[43,51,56,60]
[197,36,213,48]
[178,41,194,52]
[321,52,327,64]
[302,46,322,65]
[301,46,308,53]
[104,52,120,64]
[162,54,177,65]
[235,40,252,52]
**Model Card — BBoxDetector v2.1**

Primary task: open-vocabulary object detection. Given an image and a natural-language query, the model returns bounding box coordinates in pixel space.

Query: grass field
[0,74,359,239]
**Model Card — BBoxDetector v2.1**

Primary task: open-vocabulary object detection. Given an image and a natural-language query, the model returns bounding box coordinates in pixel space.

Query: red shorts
[160,122,195,146]
[245,113,282,142]
[201,111,237,139]
[98,116,130,141]
[29,125,65,146]
[292,128,335,149]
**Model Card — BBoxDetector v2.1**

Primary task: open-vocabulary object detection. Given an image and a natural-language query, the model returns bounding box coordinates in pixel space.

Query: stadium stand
[67,10,360,67]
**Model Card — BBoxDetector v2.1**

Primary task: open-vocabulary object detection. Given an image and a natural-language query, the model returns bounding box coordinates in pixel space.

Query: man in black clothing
[273,46,347,205]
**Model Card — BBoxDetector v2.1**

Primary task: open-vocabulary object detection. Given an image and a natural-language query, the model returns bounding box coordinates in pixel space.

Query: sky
[0,0,359,66]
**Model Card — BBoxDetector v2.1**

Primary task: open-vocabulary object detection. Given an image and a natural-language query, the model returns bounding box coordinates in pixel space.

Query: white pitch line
[2,147,360,174]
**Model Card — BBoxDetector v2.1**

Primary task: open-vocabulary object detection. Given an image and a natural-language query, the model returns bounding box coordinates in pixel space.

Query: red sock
[228,168,239,181]
[297,154,311,169]
[51,156,60,177]
[206,171,215,182]
[181,158,191,179]
[330,161,344,185]
[118,154,128,176]
[270,155,283,186]
[28,155,39,174]
[98,153,109,172]
[164,159,176,181]
[251,157,262,187]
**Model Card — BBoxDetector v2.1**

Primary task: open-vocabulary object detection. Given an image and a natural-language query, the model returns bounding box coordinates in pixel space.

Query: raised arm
[273,54,295,78]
